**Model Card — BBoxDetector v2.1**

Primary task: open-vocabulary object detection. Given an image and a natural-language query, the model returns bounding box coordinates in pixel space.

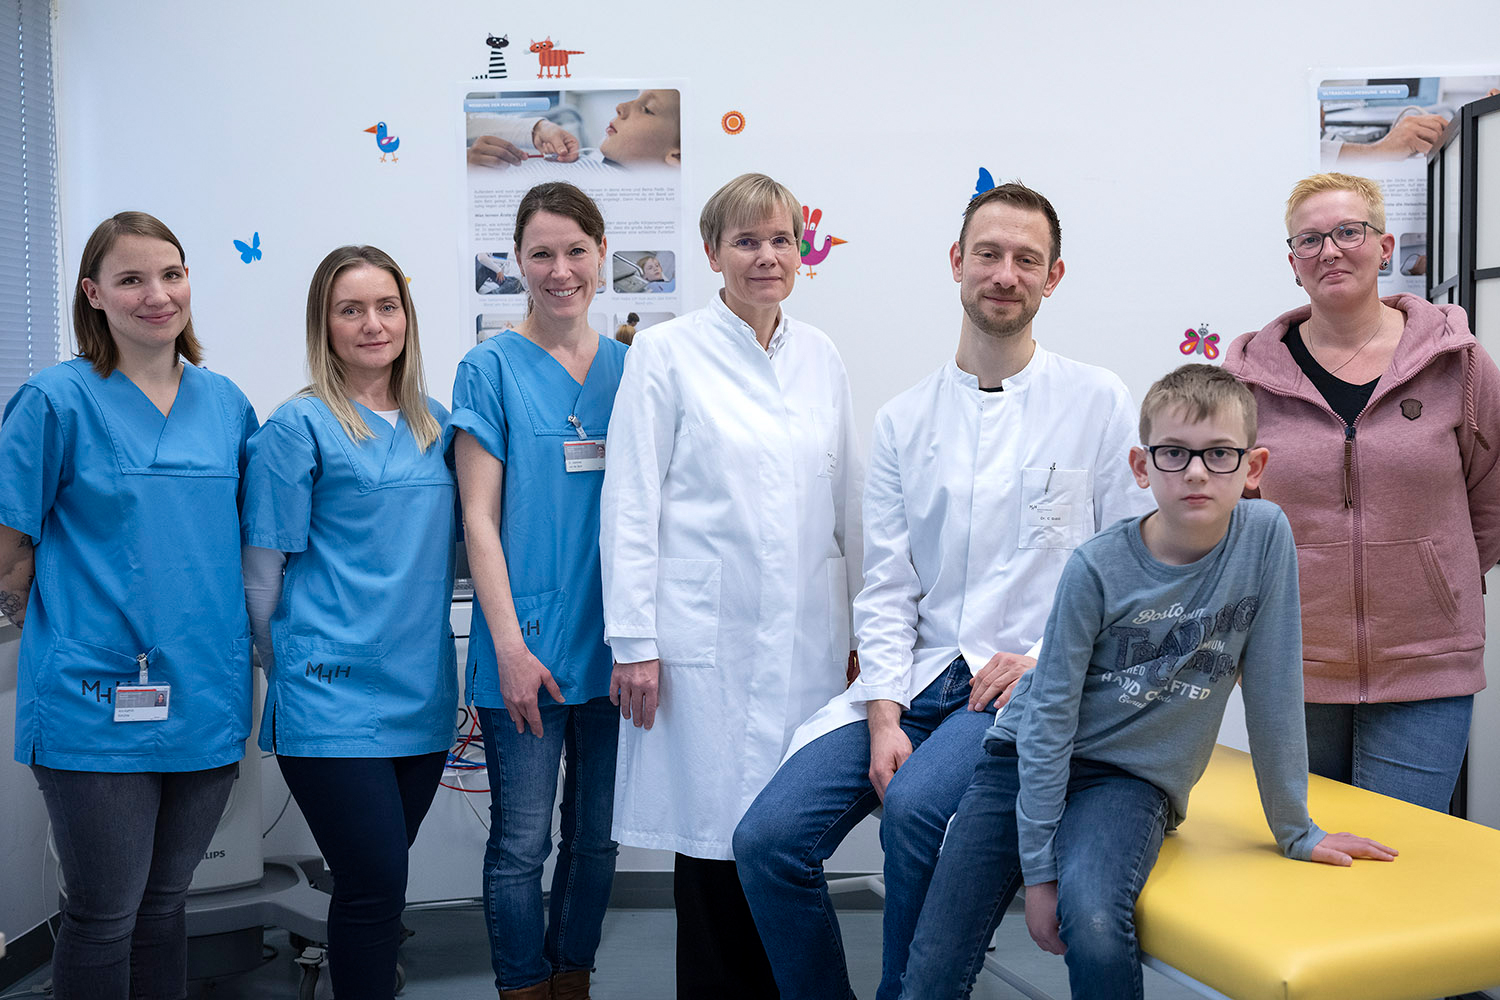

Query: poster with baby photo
[1311,70,1499,296]
[463,81,686,346]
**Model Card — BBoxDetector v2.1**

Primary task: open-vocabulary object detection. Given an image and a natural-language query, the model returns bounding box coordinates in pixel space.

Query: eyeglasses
[1286,221,1383,259]
[1147,445,1247,474]
[722,235,800,255]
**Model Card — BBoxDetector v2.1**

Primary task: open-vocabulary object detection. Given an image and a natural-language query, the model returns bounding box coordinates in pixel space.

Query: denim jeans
[1305,694,1473,812]
[478,697,620,991]
[734,655,993,1000]
[899,744,1169,1000]
[276,751,447,1000]
[32,763,237,1000]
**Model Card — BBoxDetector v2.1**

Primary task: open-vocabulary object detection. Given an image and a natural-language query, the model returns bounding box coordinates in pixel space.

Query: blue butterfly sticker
[234,232,262,264]
[972,168,995,200]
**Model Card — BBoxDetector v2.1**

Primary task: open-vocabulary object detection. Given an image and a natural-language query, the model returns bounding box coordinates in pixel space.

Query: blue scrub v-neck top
[242,395,458,757]
[0,359,258,771]
[450,331,627,707]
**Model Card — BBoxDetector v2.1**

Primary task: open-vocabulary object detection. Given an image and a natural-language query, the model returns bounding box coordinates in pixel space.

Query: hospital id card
[114,684,170,722]
[1025,502,1072,527]
[564,438,607,473]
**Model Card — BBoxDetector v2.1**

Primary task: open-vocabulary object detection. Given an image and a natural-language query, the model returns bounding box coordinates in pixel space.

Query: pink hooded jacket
[1223,294,1500,703]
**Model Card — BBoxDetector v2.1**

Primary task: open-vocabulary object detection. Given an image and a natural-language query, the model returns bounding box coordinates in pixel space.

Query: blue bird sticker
[972,167,996,200]
[233,232,262,264]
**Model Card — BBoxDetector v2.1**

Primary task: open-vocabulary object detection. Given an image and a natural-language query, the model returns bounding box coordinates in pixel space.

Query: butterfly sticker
[233,232,262,264]
[1180,324,1219,360]
[972,167,996,200]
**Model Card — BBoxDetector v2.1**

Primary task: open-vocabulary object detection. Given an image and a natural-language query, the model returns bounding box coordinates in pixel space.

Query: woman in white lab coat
[600,172,862,1000]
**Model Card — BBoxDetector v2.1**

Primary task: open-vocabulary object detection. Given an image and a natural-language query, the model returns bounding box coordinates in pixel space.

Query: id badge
[1025,502,1072,527]
[564,438,607,473]
[115,684,170,722]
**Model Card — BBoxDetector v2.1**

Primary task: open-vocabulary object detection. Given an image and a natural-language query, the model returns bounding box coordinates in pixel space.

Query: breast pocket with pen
[1018,466,1090,550]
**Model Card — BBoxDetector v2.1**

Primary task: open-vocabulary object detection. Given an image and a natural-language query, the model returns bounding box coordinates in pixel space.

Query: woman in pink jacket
[1224,172,1500,812]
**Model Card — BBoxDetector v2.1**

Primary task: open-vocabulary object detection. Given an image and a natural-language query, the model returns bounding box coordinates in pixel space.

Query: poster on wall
[464,82,685,345]
[1313,71,1499,296]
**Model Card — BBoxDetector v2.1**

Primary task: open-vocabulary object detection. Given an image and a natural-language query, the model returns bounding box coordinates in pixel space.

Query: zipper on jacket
[1345,423,1369,702]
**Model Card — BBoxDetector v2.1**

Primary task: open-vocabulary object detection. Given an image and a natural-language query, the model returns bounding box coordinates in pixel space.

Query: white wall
[5,0,1497,939]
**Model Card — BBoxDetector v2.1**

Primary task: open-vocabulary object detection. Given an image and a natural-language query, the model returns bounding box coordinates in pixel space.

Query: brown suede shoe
[550,969,591,1000]
[499,981,551,1000]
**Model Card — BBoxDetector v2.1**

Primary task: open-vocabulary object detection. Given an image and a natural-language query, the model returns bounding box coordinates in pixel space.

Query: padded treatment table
[985,744,1500,999]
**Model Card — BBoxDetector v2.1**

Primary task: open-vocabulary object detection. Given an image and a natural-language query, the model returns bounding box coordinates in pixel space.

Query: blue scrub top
[242,396,458,757]
[0,360,258,771]
[451,332,627,707]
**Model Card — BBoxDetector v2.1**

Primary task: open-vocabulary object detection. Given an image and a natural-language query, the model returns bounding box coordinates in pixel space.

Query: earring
[1295,276,1303,287]
[1381,259,1390,268]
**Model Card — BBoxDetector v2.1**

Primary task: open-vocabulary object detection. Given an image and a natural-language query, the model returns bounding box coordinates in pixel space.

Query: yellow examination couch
[984,745,1500,1000]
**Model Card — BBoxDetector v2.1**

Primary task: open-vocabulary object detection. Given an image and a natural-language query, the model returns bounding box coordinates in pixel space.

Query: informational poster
[464,82,685,344]
[1313,72,1499,296]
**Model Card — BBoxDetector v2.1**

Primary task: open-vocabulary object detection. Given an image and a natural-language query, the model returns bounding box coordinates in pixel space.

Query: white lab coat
[601,295,863,859]
[785,349,1153,759]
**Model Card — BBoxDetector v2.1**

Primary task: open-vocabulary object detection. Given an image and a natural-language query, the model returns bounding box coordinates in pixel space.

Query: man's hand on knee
[970,652,1037,711]
[867,700,911,802]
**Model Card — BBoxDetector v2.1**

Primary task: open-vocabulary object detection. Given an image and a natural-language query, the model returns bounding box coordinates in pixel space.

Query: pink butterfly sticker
[1180,325,1219,360]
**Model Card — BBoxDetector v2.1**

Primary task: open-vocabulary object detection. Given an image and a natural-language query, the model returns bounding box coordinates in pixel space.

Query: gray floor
[2,901,1209,1000]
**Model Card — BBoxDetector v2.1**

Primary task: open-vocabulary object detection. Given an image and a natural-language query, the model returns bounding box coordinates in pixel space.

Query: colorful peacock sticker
[721,110,747,135]
[798,206,847,278]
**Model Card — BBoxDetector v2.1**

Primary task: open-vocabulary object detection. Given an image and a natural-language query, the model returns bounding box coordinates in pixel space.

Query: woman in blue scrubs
[241,246,457,1000]
[452,182,626,1000]
[0,212,258,999]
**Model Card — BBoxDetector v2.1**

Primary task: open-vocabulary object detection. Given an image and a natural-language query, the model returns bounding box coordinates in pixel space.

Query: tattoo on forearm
[0,588,23,623]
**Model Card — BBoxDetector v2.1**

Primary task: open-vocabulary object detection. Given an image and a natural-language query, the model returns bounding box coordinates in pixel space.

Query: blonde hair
[1285,173,1386,233]
[73,212,203,376]
[1139,364,1258,447]
[303,246,441,450]
[699,173,803,248]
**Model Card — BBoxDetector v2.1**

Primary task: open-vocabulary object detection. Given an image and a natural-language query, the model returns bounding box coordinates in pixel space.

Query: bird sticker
[1179,324,1219,360]
[973,167,996,199]
[472,33,510,80]
[233,232,261,264]
[530,38,584,79]
[364,122,400,162]
[799,206,847,278]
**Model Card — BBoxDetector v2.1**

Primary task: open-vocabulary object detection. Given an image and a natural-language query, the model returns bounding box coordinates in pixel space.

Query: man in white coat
[734,182,1154,1000]
[600,173,863,1000]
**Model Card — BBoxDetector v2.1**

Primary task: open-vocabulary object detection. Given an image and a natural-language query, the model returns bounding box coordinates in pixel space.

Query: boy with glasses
[897,364,1396,1000]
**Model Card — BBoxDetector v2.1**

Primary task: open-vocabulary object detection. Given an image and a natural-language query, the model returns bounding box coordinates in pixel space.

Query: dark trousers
[277,751,447,1000]
[673,854,780,1000]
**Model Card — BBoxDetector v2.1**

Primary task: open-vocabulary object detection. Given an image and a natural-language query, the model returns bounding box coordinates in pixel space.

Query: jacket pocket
[513,588,571,675]
[38,635,155,755]
[1363,538,1466,660]
[1295,541,1356,663]
[268,633,383,746]
[1018,467,1090,550]
[656,557,721,668]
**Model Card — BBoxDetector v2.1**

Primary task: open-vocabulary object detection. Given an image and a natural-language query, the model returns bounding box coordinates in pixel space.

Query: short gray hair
[699,173,803,248]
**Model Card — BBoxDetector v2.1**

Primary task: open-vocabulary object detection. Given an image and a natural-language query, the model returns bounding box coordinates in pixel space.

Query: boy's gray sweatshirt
[989,498,1326,884]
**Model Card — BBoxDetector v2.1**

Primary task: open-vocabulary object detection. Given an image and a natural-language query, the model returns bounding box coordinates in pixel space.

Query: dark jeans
[32,762,237,1000]
[899,746,1169,1000]
[1305,695,1474,812]
[276,751,446,1000]
[674,854,779,1000]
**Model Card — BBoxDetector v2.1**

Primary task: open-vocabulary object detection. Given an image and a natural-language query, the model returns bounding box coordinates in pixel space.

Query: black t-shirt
[1284,322,1379,426]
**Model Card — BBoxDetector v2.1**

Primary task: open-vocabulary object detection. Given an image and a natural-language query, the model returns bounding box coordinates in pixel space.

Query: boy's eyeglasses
[1285,221,1382,259]
[1147,445,1248,474]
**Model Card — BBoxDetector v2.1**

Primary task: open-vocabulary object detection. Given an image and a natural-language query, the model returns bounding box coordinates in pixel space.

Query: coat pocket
[38,636,155,755]
[1295,541,1356,664]
[1363,538,1466,660]
[655,558,721,668]
[268,633,383,745]
[1018,467,1090,550]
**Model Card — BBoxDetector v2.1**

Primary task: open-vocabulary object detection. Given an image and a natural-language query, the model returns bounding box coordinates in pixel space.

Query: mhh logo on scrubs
[82,679,114,704]
[305,662,352,684]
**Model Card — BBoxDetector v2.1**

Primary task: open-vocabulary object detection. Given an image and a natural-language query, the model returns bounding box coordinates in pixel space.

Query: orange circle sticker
[721,110,746,135]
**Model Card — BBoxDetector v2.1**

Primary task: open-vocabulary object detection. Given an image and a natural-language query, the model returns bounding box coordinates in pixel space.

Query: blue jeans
[735,655,993,1000]
[276,751,447,1000]
[478,697,620,990]
[32,763,237,1000]
[1305,695,1473,812]
[899,744,1169,1000]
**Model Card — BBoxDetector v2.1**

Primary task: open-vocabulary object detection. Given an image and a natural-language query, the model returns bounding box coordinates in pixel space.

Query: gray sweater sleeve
[1016,556,1106,884]
[1239,514,1326,860]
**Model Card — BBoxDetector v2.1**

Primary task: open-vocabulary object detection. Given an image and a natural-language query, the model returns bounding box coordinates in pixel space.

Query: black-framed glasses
[1147,445,1247,474]
[1286,221,1383,259]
